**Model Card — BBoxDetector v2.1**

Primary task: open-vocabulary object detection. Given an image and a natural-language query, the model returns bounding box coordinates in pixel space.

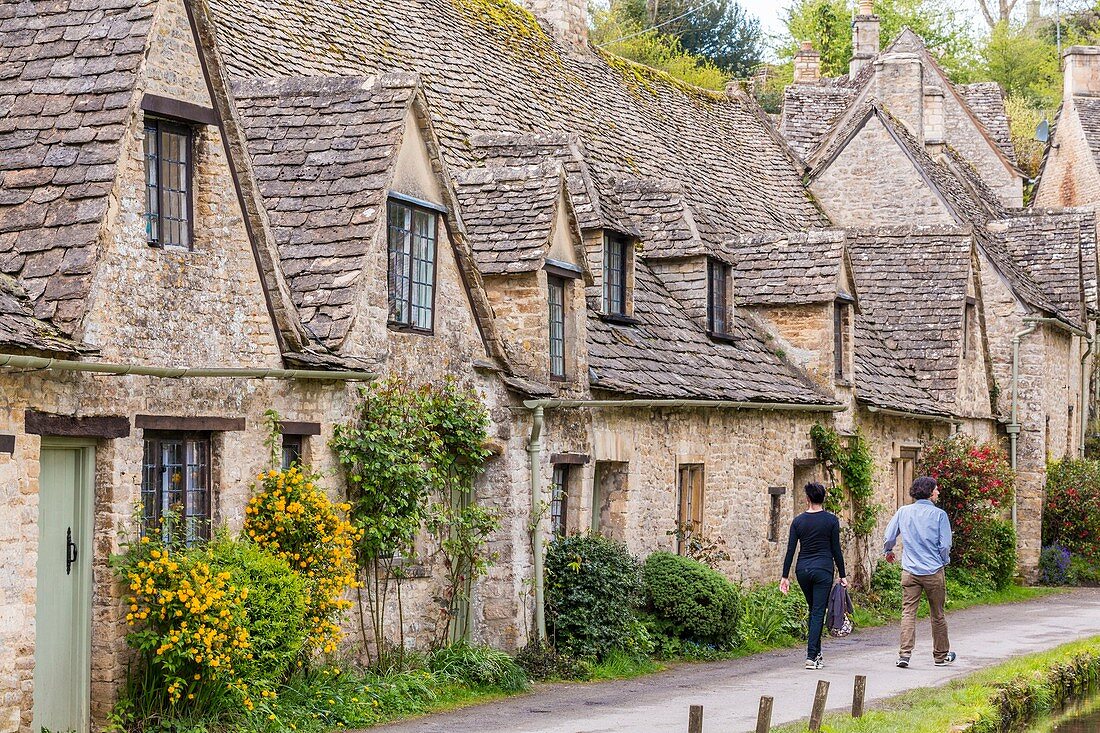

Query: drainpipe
[1081,318,1096,459]
[0,353,377,381]
[1009,320,1039,530]
[527,405,546,641]
[521,396,845,640]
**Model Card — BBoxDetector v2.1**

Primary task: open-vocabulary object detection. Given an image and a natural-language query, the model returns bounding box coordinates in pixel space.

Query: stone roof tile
[854,313,948,417]
[728,229,846,306]
[958,82,1017,164]
[0,273,86,354]
[1074,95,1100,172]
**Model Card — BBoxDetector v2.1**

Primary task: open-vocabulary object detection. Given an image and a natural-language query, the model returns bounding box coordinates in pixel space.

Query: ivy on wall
[809,424,880,538]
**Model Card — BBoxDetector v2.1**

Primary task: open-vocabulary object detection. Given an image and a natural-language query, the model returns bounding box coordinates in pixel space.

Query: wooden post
[756,696,774,733]
[809,680,830,731]
[853,675,866,718]
[688,704,703,733]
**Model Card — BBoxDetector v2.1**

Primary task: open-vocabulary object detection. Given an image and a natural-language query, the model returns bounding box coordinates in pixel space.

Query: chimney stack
[850,0,880,77]
[923,86,945,152]
[1064,46,1100,98]
[794,40,822,84]
[524,0,589,52]
[874,52,925,141]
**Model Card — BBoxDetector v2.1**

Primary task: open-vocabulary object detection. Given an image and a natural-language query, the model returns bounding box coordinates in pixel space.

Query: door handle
[66,527,77,576]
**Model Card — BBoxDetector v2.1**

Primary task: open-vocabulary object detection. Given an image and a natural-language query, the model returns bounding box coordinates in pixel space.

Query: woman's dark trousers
[796,568,833,661]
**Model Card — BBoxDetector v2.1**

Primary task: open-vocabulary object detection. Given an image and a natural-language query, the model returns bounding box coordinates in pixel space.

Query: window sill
[600,312,640,326]
[835,379,853,387]
[388,322,434,336]
[708,332,739,344]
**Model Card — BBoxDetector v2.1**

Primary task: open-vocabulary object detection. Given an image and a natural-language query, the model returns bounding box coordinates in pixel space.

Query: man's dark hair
[910,476,938,500]
[804,482,827,505]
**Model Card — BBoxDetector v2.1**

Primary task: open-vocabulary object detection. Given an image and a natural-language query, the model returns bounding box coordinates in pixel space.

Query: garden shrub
[1069,554,1100,586]
[642,551,740,649]
[206,539,308,683]
[427,642,528,692]
[1039,545,1073,586]
[1044,459,1100,558]
[737,582,808,645]
[544,533,644,659]
[920,435,1014,573]
[244,466,360,655]
[514,638,593,681]
[974,519,1017,590]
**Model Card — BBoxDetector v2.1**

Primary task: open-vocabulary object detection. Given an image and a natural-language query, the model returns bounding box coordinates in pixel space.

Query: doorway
[32,439,94,733]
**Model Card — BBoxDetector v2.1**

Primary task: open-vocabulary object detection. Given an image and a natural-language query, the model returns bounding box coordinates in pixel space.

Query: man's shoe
[896,656,910,668]
[934,652,957,666]
[815,655,824,669]
[805,659,818,669]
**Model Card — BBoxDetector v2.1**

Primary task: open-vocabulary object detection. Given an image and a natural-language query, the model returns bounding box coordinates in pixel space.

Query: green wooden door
[32,443,93,733]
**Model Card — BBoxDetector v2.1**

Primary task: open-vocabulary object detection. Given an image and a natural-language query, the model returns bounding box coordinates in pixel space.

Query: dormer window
[387,198,437,332]
[603,233,629,316]
[549,275,567,380]
[707,259,731,336]
[834,296,853,381]
[143,118,192,249]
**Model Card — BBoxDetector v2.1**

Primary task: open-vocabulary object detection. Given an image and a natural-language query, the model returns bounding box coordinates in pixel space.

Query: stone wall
[811,115,955,227]
[939,84,1022,208]
[752,303,834,390]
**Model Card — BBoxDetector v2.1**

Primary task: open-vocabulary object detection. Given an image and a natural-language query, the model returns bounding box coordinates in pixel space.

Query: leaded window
[707,259,730,335]
[551,464,568,537]
[549,276,566,380]
[603,233,628,316]
[141,434,209,545]
[387,199,437,331]
[834,299,850,380]
[281,435,303,469]
[143,118,192,249]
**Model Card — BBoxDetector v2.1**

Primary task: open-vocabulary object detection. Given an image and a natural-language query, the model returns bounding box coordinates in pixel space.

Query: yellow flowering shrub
[115,536,253,708]
[244,467,360,655]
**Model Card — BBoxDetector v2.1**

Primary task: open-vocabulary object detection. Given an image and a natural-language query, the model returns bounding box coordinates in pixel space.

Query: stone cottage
[1035,46,1100,214]
[0,0,1094,730]
[779,13,1098,572]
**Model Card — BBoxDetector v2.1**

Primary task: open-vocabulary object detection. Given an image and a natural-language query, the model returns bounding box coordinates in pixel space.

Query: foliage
[919,434,1014,571]
[608,0,763,75]
[810,424,880,537]
[427,642,529,692]
[331,376,493,661]
[751,63,794,114]
[244,467,359,656]
[665,522,731,568]
[590,6,729,90]
[544,533,645,659]
[642,552,741,648]
[1038,545,1073,586]
[973,519,1017,590]
[514,638,593,681]
[1005,94,1049,184]
[1043,458,1100,558]
[780,0,973,78]
[975,21,1060,107]
[737,582,809,645]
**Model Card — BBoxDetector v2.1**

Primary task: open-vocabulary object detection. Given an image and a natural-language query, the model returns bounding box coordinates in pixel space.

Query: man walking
[883,476,956,668]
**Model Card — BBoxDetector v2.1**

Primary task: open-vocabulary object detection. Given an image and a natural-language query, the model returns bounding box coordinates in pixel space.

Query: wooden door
[32,442,93,733]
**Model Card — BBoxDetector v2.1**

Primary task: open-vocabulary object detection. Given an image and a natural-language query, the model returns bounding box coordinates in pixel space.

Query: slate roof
[780,81,861,160]
[233,74,417,347]
[958,82,1016,164]
[854,314,948,417]
[0,0,156,336]
[1074,96,1100,172]
[206,0,827,241]
[0,274,85,355]
[586,259,835,404]
[454,163,563,275]
[987,210,1098,330]
[614,178,699,255]
[728,230,848,306]
[847,227,973,406]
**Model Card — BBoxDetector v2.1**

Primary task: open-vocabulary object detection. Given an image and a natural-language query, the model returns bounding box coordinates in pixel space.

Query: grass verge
[772,636,1100,733]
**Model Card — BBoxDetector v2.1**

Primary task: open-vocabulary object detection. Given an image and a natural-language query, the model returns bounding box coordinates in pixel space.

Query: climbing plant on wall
[809,424,880,538]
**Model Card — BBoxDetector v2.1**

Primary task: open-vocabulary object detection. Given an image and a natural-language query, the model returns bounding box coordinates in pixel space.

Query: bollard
[756,696,774,733]
[809,680,830,731]
[688,704,703,733]
[853,675,866,718]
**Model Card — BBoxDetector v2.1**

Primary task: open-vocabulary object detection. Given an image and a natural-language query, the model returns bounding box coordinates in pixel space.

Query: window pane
[141,439,159,536]
[551,465,568,537]
[158,126,190,248]
[388,201,413,325]
[144,123,159,243]
[281,435,303,469]
[603,235,625,315]
[184,439,209,545]
[411,209,436,329]
[708,261,728,334]
[549,277,566,378]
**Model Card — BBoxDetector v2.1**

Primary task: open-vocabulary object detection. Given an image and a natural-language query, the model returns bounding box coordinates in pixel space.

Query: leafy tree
[977,21,1060,105]
[780,0,974,79]
[611,0,764,75]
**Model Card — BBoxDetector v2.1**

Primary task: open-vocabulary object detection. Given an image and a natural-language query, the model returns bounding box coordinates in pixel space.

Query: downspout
[521,397,844,640]
[527,405,546,641]
[1008,320,1041,530]
[1081,317,1096,459]
[0,353,376,381]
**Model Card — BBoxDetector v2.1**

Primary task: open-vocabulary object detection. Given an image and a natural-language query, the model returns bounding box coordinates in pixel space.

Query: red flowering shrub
[919,435,1015,571]
[1044,459,1100,559]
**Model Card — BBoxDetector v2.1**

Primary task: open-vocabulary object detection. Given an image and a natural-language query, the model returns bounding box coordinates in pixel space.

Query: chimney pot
[858,0,874,15]
[801,39,813,51]
[850,4,881,76]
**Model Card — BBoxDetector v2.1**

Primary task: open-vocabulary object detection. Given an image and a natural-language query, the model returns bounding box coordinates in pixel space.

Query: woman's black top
[782,510,846,578]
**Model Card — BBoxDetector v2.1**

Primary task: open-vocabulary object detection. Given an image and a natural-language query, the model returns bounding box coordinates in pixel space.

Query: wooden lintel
[24,411,131,439]
[141,93,217,125]
[278,420,321,436]
[135,415,245,432]
[551,452,589,465]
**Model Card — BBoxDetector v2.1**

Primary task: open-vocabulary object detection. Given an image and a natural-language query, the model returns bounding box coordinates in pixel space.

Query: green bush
[642,552,741,649]
[974,519,1017,590]
[738,582,808,646]
[1069,554,1100,586]
[514,638,593,681]
[427,642,528,692]
[1044,459,1100,558]
[544,533,644,659]
[207,539,309,683]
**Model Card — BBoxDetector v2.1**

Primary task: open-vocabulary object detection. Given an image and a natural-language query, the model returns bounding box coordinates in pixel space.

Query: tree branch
[976,0,997,27]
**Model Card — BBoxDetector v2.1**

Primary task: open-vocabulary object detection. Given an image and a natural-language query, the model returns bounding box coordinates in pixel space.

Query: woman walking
[780,482,847,669]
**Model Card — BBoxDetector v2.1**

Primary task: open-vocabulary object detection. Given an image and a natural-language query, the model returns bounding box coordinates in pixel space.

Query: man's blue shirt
[883,499,952,576]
